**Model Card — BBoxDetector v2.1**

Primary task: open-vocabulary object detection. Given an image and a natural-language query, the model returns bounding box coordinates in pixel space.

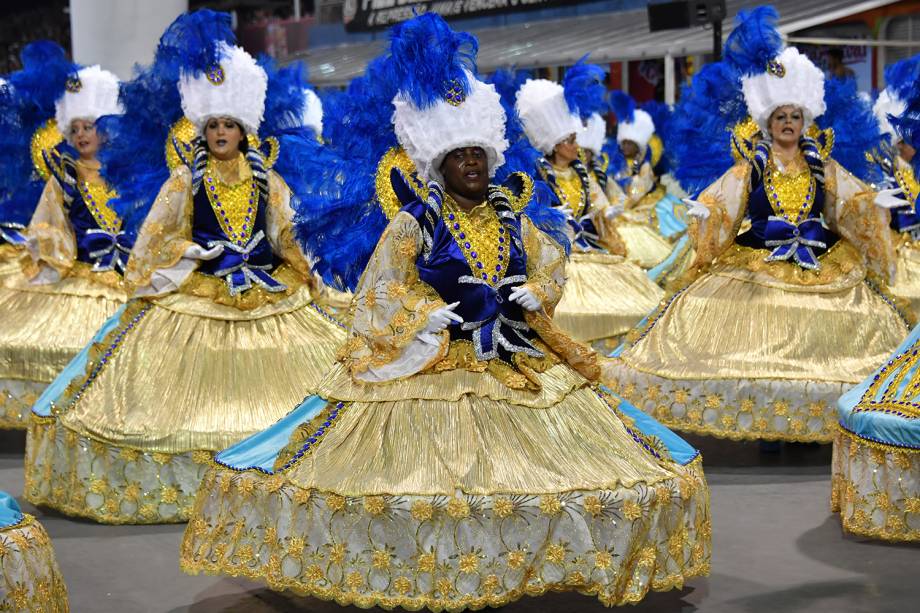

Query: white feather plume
[577,113,607,156]
[515,78,582,155]
[178,43,267,135]
[54,65,122,136]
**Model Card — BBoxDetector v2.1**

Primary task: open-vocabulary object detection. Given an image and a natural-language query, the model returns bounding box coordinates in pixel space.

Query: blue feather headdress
[723,6,783,78]
[98,9,236,239]
[0,41,76,228]
[563,56,607,119]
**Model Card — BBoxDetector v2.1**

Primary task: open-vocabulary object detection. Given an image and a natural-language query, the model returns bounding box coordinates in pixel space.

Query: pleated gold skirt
[0,263,125,429]
[608,243,910,442]
[553,252,663,345]
[24,286,348,523]
[181,366,711,609]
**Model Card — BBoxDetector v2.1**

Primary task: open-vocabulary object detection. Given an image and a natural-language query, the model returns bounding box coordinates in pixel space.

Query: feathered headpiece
[873,56,920,144]
[54,65,123,138]
[97,9,236,236]
[516,78,581,155]
[178,41,267,134]
[728,7,825,133]
[610,90,655,152]
[388,13,507,183]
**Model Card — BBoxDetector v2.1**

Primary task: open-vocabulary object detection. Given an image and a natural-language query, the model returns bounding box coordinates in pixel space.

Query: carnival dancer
[516,76,663,350]
[607,7,909,444]
[180,14,710,609]
[0,47,127,431]
[866,55,920,315]
[0,492,68,611]
[24,10,346,524]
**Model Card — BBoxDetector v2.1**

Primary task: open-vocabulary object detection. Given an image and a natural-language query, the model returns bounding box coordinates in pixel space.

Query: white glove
[183,244,224,260]
[556,203,575,218]
[417,301,463,347]
[683,198,710,220]
[604,204,625,220]
[508,286,541,312]
[874,188,911,209]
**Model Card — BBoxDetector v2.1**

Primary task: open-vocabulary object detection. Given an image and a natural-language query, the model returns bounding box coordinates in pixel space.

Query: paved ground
[1,429,918,613]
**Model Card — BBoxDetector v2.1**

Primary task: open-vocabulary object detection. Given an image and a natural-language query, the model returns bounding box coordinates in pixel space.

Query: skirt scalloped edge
[831,427,920,542]
[179,458,711,611]
[24,416,212,525]
[0,514,70,612]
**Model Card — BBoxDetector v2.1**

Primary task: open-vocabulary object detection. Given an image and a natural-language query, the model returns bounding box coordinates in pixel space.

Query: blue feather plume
[98,9,236,238]
[608,90,635,124]
[386,12,478,109]
[524,180,571,255]
[668,60,748,196]
[883,54,920,102]
[723,6,783,77]
[0,41,76,227]
[563,55,607,119]
[259,57,310,138]
[291,55,397,291]
[486,67,541,182]
[816,77,882,184]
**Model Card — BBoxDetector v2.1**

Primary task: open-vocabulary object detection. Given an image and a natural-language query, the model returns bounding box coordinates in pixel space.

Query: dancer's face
[768,105,805,147]
[205,117,244,160]
[620,139,639,158]
[552,133,579,166]
[70,119,99,160]
[440,146,490,204]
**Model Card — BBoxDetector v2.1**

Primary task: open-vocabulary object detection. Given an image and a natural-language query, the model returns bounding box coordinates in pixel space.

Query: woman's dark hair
[203,118,249,153]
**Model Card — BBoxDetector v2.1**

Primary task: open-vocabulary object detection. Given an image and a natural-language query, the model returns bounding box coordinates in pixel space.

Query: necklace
[442,194,508,286]
[78,180,121,233]
[203,157,258,247]
[764,152,815,224]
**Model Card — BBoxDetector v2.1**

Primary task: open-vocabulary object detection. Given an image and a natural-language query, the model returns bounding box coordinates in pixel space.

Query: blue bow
[208,230,286,296]
[763,216,826,270]
[82,228,132,273]
[457,274,544,361]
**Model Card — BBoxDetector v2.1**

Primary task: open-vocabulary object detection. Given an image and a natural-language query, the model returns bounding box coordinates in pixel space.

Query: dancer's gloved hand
[509,286,541,312]
[184,244,224,260]
[683,198,711,220]
[417,301,463,346]
[874,188,910,209]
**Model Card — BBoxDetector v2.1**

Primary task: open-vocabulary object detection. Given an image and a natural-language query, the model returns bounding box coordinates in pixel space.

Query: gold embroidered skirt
[24,286,347,524]
[0,264,125,430]
[0,512,69,612]
[607,243,910,442]
[831,429,920,541]
[553,251,662,348]
[180,363,711,610]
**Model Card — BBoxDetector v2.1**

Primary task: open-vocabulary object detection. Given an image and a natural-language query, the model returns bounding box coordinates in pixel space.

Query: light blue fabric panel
[647,233,690,283]
[600,386,699,466]
[837,324,920,449]
[0,491,23,527]
[214,395,329,472]
[32,303,128,418]
[655,192,688,240]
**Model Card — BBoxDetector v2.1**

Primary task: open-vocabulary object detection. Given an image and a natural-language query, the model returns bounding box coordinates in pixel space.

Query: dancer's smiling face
[70,119,99,160]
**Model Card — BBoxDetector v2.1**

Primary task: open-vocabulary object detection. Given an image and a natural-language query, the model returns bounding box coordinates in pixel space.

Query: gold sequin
[442,195,507,287]
[203,154,258,246]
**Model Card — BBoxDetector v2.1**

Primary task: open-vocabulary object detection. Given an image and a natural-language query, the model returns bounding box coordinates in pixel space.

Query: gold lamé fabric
[553,251,663,343]
[890,237,920,316]
[60,286,346,453]
[615,219,674,269]
[283,385,677,497]
[620,262,907,384]
[0,267,124,383]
